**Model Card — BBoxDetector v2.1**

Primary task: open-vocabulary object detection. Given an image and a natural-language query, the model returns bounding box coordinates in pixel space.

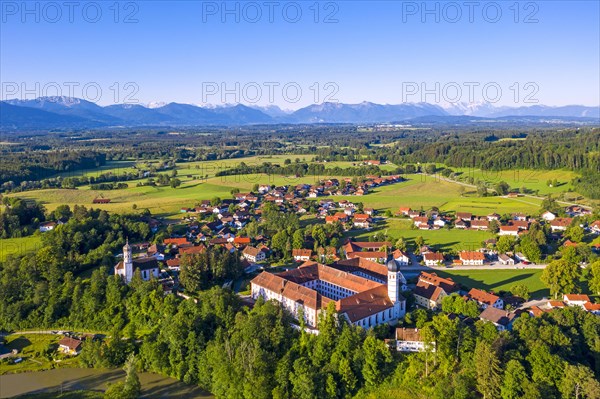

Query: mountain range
[1,97,598,130]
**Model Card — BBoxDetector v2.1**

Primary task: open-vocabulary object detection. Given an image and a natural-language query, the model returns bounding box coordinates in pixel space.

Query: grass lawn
[346,219,494,252]
[0,236,42,262]
[0,334,79,375]
[435,269,549,298]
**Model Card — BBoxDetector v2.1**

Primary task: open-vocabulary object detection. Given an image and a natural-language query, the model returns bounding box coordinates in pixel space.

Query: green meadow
[347,219,494,252]
[0,236,42,262]
[449,167,578,196]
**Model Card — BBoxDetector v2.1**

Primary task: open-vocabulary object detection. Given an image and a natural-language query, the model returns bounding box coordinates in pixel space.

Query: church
[114,240,160,283]
[251,258,407,329]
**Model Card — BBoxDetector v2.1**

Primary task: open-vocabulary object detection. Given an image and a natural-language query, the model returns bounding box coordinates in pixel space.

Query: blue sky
[1,1,599,108]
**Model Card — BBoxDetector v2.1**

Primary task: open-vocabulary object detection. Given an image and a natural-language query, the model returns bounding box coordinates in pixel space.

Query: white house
[392,249,410,266]
[498,254,515,266]
[243,246,266,263]
[459,251,485,266]
[394,328,434,353]
[541,211,556,221]
[423,252,444,266]
[39,221,57,232]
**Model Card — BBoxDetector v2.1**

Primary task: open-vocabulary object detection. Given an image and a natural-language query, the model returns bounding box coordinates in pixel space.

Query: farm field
[449,167,578,196]
[333,174,545,215]
[7,172,546,219]
[0,236,42,262]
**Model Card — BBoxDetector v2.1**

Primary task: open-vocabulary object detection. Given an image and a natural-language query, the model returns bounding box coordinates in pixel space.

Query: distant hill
[1,97,598,130]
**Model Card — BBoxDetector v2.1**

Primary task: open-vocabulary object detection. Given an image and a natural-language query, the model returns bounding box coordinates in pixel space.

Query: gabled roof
[467,288,500,306]
[396,328,423,342]
[459,251,485,261]
[480,307,519,326]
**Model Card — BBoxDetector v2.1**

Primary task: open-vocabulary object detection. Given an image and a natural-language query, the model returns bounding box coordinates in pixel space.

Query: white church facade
[115,240,160,283]
[250,258,407,329]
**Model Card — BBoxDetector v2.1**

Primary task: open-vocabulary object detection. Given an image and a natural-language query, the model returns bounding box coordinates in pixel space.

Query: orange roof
[164,237,188,246]
[467,288,500,306]
[233,237,251,244]
[548,300,565,308]
[564,294,590,302]
[292,249,312,257]
[584,302,600,311]
[459,251,485,261]
[180,245,206,255]
[346,251,386,260]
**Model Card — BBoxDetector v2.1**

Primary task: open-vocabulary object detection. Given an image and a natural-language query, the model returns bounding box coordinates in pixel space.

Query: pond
[0,368,214,398]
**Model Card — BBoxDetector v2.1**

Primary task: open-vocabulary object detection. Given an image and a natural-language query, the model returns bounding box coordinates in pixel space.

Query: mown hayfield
[0,236,42,262]
[333,174,543,215]
[9,172,544,218]
[450,167,578,196]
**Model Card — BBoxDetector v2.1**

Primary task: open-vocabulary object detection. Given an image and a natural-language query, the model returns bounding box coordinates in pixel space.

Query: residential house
[414,272,458,310]
[456,212,472,221]
[58,337,83,355]
[394,328,433,353]
[392,249,410,266]
[292,249,313,262]
[459,251,485,266]
[467,288,503,309]
[413,216,430,229]
[479,307,520,331]
[243,246,266,263]
[563,294,591,308]
[39,221,57,232]
[470,219,489,230]
[498,225,520,236]
[550,218,572,232]
[541,211,556,221]
[423,252,444,266]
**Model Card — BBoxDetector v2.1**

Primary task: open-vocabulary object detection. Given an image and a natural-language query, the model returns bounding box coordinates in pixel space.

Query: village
[25,175,600,361]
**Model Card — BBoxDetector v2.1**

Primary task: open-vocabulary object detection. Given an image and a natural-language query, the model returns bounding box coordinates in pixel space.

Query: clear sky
[1,1,599,109]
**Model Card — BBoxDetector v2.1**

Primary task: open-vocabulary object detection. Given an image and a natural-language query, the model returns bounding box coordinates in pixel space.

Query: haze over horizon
[1,1,599,108]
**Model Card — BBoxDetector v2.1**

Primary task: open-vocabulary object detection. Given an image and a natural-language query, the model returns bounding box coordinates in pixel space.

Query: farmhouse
[250,260,406,329]
[459,251,485,266]
[58,337,83,355]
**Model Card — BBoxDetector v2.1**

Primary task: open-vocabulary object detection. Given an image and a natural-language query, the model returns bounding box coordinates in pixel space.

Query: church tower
[123,238,133,283]
[386,259,400,303]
